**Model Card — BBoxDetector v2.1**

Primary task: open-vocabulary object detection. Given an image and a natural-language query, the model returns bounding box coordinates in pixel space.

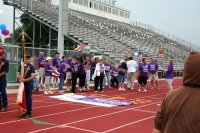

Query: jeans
[24,83,33,115]
[59,78,65,91]
[0,78,7,109]
[127,72,136,88]
[85,70,90,89]
[103,72,111,88]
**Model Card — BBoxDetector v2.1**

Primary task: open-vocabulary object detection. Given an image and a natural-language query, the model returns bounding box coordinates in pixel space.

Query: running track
[0,79,182,133]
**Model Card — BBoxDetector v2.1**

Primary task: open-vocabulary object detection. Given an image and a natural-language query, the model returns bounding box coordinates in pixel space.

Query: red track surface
[0,79,182,133]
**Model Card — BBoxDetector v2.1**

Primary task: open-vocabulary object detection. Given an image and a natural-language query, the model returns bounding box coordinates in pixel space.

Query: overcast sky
[0,0,200,46]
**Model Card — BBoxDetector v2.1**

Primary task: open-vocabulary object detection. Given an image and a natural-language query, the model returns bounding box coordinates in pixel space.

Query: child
[44,57,53,94]
[70,56,79,93]
[110,65,119,88]
[118,60,127,91]
[58,60,68,94]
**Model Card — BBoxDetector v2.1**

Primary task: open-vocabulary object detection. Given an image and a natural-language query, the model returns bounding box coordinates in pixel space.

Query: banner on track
[50,94,133,107]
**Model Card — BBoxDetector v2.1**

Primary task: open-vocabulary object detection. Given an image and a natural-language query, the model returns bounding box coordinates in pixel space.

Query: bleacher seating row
[4,0,200,70]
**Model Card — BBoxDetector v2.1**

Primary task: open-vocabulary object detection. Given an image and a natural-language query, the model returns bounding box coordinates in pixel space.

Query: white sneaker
[44,90,48,94]
[78,88,83,93]
[143,89,148,93]
[137,89,141,93]
[119,87,122,91]
[59,90,64,94]
[131,87,134,90]
[100,91,104,93]
[48,90,54,94]
[52,84,56,88]
[121,88,126,91]
[94,91,97,93]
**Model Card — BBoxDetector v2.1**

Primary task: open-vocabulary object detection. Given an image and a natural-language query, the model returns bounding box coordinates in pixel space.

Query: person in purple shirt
[65,56,72,65]
[37,52,45,88]
[90,58,96,81]
[78,57,86,92]
[85,56,91,90]
[165,59,174,92]
[148,57,159,90]
[58,60,68,94]
[52,51,61,87]
[44,57,53,94]
[70,56,79,93]
[118,60,127,91]
[103,59,112,89]
[110,65,119,88]
[138,58,148,93]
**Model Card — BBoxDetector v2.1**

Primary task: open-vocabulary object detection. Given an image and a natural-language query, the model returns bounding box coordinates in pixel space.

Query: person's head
[95,57,99,63]
[105,59,110,64]
[79,56,85,64]
[183,51,200,88]
[0,51,5,60]
[142,58,146,64]
[25,55,32,64]
[46,57,52,63]
[72,56,78,62]
[39,52,44,57]
[99,57,103,63]
[55,51,60,58]
[62,56,66,61]
[168,59,174,65]
[129,57,133,60]
[151,57,155,63]
[113,65,117,70]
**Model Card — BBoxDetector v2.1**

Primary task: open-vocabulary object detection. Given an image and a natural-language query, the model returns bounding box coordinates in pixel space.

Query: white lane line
[59,125,100,133]
[28,101,160,133]
[0,106,96,125]
[102,115,155,133]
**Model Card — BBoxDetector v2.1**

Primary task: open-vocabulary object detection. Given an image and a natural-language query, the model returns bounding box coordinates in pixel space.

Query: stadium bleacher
[3,0,200,70]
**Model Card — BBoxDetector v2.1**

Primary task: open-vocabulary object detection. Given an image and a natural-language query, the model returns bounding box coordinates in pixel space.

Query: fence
[3,44,77,82]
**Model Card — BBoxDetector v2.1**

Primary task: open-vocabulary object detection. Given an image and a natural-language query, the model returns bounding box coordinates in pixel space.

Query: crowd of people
[35,51,175,95]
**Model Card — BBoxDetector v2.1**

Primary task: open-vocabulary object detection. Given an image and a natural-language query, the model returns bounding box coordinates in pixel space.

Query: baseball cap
[46,57,52,60]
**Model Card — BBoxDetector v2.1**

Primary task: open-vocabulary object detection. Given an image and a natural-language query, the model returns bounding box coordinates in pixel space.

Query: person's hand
[19,78,25,83]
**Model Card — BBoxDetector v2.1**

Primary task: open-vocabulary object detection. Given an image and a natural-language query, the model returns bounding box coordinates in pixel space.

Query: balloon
[0,24,6,31]
[1,30,10,36]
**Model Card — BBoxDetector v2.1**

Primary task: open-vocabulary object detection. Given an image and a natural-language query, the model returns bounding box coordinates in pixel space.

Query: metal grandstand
[2,0,200,70]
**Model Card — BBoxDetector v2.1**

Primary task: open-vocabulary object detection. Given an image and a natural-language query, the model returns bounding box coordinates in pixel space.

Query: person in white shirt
[93,58,106,93]
[127,57,138,90]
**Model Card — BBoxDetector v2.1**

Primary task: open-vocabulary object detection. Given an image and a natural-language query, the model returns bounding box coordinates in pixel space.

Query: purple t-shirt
[59,63,66,78]
[78,64,86,75]
[111,70,118,79]
[118,65,126,75]
[139,63,148,77]
[148,62,159,74]
[52,57,61,68]
[165,65,174,79]
[37,57,46,68]
[91,62,96,70]
[104,63,112,72]
[70,62,79,73]
[44,63,52,76]
[65,58,72,65]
